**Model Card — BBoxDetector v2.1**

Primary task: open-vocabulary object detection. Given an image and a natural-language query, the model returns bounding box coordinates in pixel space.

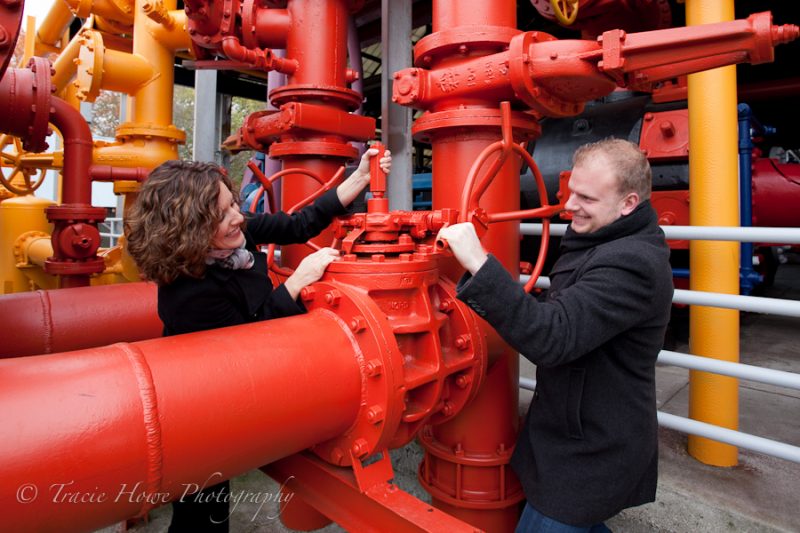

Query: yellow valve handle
[0,135,48,196]
[551,0,579,26]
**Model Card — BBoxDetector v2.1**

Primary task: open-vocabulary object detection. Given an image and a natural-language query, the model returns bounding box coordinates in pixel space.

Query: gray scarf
[205,243,255,270]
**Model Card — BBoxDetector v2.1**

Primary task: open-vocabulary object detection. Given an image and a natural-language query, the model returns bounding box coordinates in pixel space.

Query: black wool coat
[456,201,673,526]
[158,188,347,336]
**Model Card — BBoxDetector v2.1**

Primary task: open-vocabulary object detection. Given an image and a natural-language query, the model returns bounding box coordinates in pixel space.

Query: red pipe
[0,311,361,532]
[413,2,526,531]
[49,97,94,205]
[0,282,162,358]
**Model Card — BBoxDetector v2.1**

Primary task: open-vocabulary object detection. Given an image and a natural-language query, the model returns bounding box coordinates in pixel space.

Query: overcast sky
[22,0,51,30]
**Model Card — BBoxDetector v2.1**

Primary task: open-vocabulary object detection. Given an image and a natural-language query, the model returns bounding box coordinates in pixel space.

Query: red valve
[369,142,387,198]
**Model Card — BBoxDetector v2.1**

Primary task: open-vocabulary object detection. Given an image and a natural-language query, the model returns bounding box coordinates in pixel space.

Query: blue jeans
[516,502,612,533]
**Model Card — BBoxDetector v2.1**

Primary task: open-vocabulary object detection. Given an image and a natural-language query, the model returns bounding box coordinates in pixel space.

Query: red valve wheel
[247,162,344,277]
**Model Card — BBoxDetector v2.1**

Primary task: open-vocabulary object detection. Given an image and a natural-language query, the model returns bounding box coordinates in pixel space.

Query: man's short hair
[573,138,652,201]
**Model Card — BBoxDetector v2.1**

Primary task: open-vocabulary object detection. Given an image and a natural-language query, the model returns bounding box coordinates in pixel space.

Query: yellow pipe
[686,0,739,467]
[35,0,75,53]
[148,10,192,52]
[51,29,86,95]
[130,0,179,128]
[21,233,54,268]
[62,0,134,27]
[0,196,56,294]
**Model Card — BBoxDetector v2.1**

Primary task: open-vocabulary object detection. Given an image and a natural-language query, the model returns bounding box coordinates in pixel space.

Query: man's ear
[620,192,640,216]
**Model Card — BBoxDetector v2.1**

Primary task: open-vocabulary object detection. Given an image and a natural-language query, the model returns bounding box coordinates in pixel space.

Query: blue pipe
[737,104,763,295]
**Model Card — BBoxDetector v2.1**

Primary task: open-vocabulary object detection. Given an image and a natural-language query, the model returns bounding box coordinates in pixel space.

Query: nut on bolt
[366,405,385,424]
[455,334,471,350]
[365,359,383,377]
[300,286,316,302]
[351,438,369,458]
[349,315,366,333]
[455,374,472,389]
[330,447,345,465]
[324,289,341,306]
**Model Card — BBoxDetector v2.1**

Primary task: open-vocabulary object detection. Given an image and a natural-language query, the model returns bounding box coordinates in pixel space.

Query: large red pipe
[49,97,93,205]
[0,283,161,358]
[416,2,525,531]
[0,310,361,532]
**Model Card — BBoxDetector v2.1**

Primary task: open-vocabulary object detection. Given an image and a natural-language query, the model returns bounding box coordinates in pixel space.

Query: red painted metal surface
[403,3,529,530]
[187,0,373,269]
[265,452,480,532]
[639,110,690,162]
[0,0,22,81]
[651,190,690,250]
[0,59,52,153]
[395,12,798,118]
[0,282,161,358]
[749,158,800,228]
[0,311,362,532]
[0,55,107,286]
[44,95,107,285]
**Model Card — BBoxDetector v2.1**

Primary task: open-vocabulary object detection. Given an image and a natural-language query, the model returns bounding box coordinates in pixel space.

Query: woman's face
[210,181,246,250]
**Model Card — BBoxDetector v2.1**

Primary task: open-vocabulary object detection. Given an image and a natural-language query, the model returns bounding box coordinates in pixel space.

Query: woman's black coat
[158,188,346,336]
[456,201,674,526]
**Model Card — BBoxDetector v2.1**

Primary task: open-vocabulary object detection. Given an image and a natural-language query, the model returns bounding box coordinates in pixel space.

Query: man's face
[564,154,639,234]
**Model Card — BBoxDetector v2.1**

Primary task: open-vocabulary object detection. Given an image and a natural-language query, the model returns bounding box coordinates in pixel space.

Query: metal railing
[517,222,800,463]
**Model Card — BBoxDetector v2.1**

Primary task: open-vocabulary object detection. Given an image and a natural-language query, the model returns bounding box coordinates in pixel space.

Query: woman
[125,147,390,532]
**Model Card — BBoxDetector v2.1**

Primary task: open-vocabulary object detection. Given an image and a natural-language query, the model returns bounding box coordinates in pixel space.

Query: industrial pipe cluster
[0,0,798,531]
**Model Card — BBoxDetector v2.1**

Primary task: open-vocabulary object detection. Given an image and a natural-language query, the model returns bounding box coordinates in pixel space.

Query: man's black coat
[457,201,673,526]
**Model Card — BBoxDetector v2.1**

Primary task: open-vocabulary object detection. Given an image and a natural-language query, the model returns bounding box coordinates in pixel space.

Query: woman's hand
[336,146,392,207]
[284,247,341,299]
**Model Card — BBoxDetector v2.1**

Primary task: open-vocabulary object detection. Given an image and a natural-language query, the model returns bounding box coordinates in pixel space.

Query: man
[438,138,673,532]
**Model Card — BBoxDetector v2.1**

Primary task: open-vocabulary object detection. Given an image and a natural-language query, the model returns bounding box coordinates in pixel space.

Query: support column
[193,69,229,165]
[686,0,739,466]
[380,0,413,211]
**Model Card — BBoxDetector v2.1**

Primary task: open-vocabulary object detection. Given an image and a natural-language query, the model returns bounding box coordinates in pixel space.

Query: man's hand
[284,247,341,299]
[437,223,488,275]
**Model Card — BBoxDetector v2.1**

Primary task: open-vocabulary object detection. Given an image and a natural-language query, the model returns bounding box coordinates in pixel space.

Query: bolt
[365,359,382,377]
[644,112,654,121]
[438,299,453,313]
[300,286,316,302]
[371,254,385,263]
[330,447,345,464]
[455,334,470,350]
[365,405,385,424]
[324,289,341,306]
[442,401,454,416]
[659,120,676,138]
[459,44,468,54]
[351,438,369,458]
[455,374,472,389]
[550,52,558,60]
[349,316,366,333]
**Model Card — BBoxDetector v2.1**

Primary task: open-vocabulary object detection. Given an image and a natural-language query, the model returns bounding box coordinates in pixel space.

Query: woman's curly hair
[125,160,235,285]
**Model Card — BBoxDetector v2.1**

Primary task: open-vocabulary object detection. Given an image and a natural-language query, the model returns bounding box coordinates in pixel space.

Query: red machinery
[0,1,797,532]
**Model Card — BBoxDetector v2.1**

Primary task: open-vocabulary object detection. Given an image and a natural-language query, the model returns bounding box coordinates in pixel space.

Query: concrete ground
[107,263,800,533]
